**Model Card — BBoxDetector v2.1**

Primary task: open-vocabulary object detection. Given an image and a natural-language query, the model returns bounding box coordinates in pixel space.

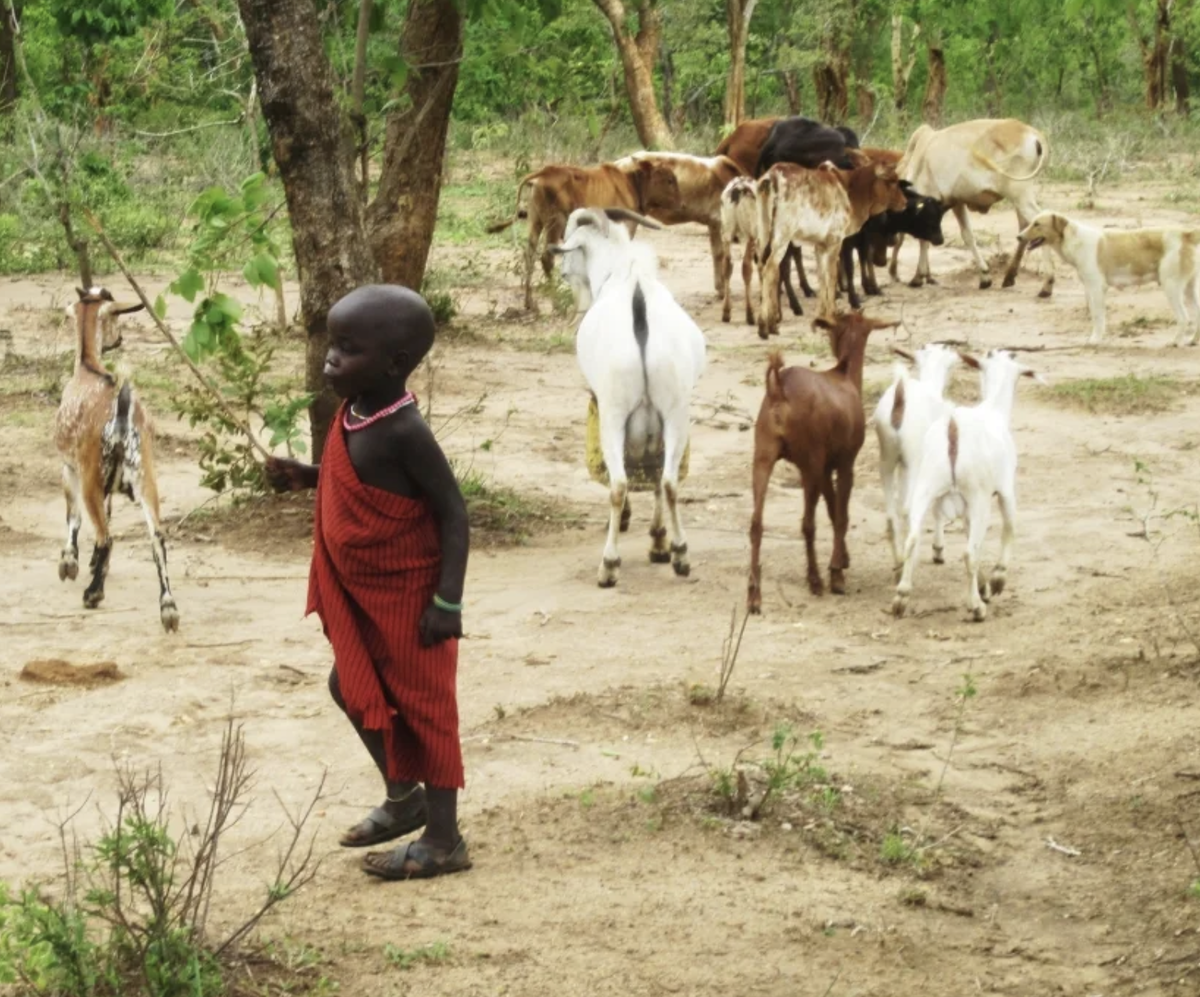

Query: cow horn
[603,207,663,230]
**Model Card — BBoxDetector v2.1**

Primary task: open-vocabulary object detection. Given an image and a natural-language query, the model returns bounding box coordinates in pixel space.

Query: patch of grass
[383,941,451,970]
[453,461,572,546]
[880,829,920,867]
[1189,879,1200,901]
[1117,314,1172,339]
[1045,374,1185,415]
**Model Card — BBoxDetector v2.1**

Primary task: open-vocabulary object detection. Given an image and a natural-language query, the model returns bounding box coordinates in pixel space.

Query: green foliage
[1046,375,1185,415]
[382,941,452,970]
[49,0,174,48]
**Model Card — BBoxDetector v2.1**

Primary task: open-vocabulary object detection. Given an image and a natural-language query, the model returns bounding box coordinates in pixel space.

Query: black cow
[846,187,949,306]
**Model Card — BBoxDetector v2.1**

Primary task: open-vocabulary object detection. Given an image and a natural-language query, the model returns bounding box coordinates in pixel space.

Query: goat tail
[765,350,786,402]
[485,175,536,233]
[891,375,907,430]
[947,415,959,487]
[113,380,133,440]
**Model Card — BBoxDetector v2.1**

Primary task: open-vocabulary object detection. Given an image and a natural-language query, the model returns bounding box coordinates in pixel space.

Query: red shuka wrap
[305,405,464,788]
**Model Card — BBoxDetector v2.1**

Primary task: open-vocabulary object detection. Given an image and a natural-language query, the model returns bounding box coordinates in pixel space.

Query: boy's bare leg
[329,667,428,846]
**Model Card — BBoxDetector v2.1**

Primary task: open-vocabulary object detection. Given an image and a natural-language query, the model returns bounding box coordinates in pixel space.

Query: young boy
[266,285,470,881]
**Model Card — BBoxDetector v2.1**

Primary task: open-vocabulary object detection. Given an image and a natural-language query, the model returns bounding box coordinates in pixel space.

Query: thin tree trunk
[890,14,918,114]
[58,202,93,287]
[592,0,673,149]
[1129,0,1171,110]
[856,81,874,120]
[237,0,377,461]
[782,69,801,114]
[365,0,463,289]
[724,0,759,128]
[0,3,18,112]
[983,24,1000,117]
[352,0,372,202]
[1172,35,1190,114]
[813,56,849,123]
[660,41,675,130]
[921,35,946,126]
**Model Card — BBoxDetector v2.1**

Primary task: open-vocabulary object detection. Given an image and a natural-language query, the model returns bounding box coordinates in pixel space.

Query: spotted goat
[55,287,179,631]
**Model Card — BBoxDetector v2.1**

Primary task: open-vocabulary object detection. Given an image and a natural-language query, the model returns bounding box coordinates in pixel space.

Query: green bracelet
[432,594,463,613]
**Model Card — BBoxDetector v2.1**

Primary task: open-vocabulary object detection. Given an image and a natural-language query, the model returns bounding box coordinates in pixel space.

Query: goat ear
[891,347,916,362]
[75,287,87,301]
[109,301,145,316]
[1020,367,1046,384]
[811,317,835,332]
[958,351,983,370]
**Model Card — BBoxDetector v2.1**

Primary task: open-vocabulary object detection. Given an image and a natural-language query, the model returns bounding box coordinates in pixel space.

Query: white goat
[719,176,759,326]
[892,350,1040,622]
[872,343,963,572]
[551,207,707,587]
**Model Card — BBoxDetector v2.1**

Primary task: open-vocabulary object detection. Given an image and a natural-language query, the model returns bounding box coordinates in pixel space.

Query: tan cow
[487,161,681,311]
[613,152,743,295]
[756,161,907,338]
[897,118,1053,296]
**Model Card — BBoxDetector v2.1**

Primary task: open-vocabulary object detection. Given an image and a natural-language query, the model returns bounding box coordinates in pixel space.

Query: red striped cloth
[306,404,464,788]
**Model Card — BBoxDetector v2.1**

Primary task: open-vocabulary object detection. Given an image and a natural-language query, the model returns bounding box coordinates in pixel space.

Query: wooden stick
[82,209,272,461]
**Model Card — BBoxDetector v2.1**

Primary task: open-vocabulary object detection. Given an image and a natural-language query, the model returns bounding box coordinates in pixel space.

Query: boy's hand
[265,456,312,493]
[419,605,462,646]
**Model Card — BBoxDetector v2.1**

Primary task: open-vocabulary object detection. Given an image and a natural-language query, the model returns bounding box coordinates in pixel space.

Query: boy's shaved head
[329,285,435,370]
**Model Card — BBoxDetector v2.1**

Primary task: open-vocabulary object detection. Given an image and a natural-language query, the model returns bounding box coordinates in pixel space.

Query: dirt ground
[3,168,1200,997]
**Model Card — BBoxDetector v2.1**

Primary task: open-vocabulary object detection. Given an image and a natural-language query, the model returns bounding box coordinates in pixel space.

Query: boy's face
[323,318,406,399]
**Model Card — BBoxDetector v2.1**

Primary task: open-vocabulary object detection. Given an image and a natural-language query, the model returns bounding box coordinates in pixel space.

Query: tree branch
[133,116,244,139]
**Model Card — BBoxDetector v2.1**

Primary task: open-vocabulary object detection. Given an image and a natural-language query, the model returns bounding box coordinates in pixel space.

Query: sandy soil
[3,171,1200,996]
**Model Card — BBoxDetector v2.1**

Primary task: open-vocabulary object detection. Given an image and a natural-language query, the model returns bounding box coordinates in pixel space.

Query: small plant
[1189,880,1200,901]
[383,940,451,970]
[492,703,507,720]
[880,829,916,866]
[1045,375,1183,415]
[716,603,749,705]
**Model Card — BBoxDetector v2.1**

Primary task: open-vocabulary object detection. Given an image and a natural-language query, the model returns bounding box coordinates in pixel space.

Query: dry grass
[1044,374,1188,415]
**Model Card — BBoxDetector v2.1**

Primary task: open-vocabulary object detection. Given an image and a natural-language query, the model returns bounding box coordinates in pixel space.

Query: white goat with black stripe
[552,207,707,587]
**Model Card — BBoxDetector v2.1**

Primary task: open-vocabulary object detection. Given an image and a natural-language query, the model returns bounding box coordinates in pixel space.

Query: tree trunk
[1130,0,1171,110]
[983,24,1000,117]
[660,41,675,129]
[890,14,918,114]
[351,0,373,202]
[1171,35,1190,114]
[238,0,377,461]
[856,81,874,120]
[782,69,801,114]
[813,56,849,123]
[0,3,18,112]
[365,0,462,289]
[592,0,673,149]
[921,37,946,126]
[724,0,759,128]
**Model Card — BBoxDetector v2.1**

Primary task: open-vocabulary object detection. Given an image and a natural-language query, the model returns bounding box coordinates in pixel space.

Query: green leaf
[153,294,167,320]
[210,293,243,323]
[172,269,204,303]
[383,54,409,90]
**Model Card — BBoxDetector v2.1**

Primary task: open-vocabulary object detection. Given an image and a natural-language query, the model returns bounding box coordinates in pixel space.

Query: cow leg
[742,239,757,326]
[524,215,544,312]
[953,204,991,289]
[1005,199,1056,297]
[861,233,882,296]
[841,238,861,310]
[541,216,565,278]
[59,464,82,581]
[890,234,905,282]
[818,245,839,319]
[721,241,735,323]
[794,244,816,298]
[781,246,804,317]
[759,239,789,340]
[708,222,726,295]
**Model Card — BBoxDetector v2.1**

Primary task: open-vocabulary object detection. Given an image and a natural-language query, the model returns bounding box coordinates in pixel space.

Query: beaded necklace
[342,390,416,432]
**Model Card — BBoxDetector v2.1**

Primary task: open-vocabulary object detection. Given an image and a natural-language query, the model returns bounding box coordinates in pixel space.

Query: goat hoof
[672,560,690,578]
[908,276,924,289]
[160,601,180,633]
[989,575,1007,596]
[971,605,988,623]
[829,570,845,595]
[83,588,105,609]
[891,596,908,618]
[808,577,825,597]
[649,550,671,564]
[932,548,945,565]
[721,311,731,324]
[978,579,993,602]
[1037,287,1053,299]
[59,558,79,582]
[747,593,762,615]
[1001,274,1016,289]
[979,276,993,290]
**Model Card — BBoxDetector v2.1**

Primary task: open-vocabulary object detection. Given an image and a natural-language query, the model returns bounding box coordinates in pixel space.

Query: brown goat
[747,310,899,612]
[55,287,179,631]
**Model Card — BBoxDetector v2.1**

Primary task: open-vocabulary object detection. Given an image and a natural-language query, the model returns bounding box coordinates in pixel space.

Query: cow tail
[485,175,536,233]
[757,173,777,265]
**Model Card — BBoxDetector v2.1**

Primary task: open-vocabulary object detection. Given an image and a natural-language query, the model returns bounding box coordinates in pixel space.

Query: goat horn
[602,207,664,230]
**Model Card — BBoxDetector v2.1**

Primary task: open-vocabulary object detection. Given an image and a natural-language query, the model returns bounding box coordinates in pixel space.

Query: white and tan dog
[1017,211,1200,346]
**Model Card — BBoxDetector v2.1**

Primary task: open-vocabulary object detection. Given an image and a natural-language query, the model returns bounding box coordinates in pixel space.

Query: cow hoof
[59,556,78,581]
[979,579,992,602]
[649,550,671,564]
[989,574,1007,596]
[1037,287,1053,299]
[971,605,988,623]
[160,600,180,633]
[891,595,908,618]
[908,276,924,289]
[1001,273,1016,289]
[757,326,770,341]
[673,560,691,578]
[721,311,731,324]
[979,276,993,290]
[932,547,945,565]
[83,587,104,609]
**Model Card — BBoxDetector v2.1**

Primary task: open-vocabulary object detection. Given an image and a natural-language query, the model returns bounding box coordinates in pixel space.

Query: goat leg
[802,477,824,596]
[59,465,82,581]
[649,484,670,562]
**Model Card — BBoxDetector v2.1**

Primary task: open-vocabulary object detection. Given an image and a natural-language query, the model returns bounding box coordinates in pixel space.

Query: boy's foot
[361,837,472,880]
[338,789,428,848]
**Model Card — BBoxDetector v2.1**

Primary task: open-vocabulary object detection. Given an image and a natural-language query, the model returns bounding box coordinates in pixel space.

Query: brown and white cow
[756,161,907,338]
[613,152,743,295]
[897,118,1053,296]
[487,161,681,311]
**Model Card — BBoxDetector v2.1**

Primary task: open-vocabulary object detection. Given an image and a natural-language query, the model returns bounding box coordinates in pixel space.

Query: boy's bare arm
[396,418,470,606]
[265,456,320,492]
